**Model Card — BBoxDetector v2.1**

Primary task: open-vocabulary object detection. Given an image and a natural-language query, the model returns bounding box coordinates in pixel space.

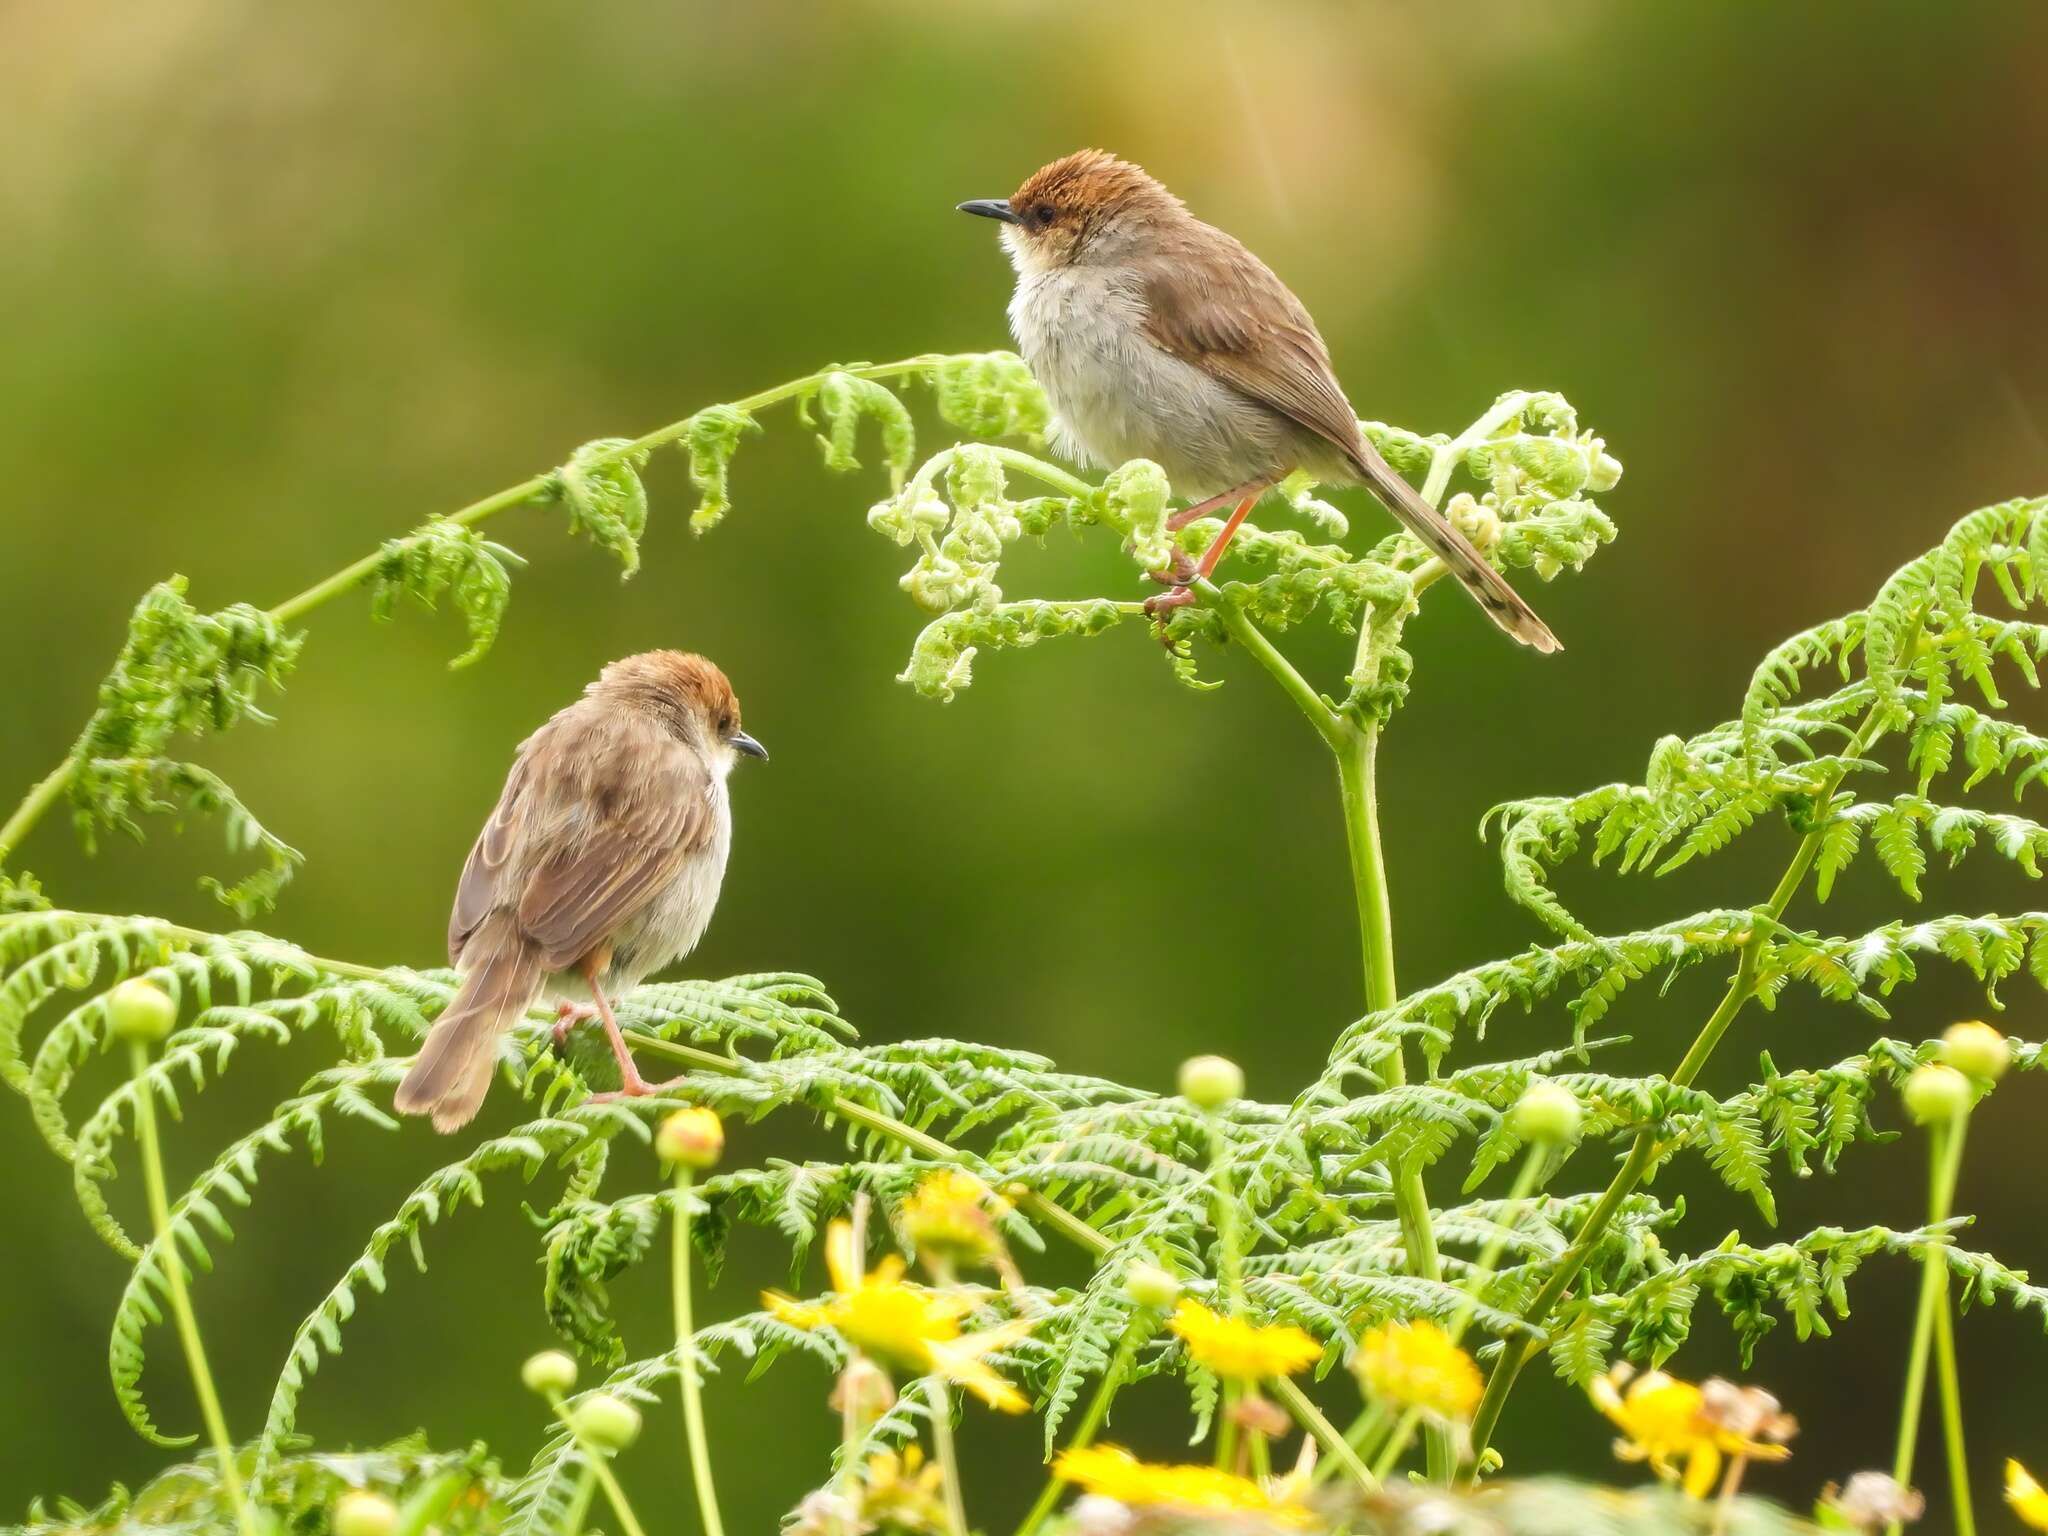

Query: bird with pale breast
[959,149,1558,652]
[394,650,767,1133]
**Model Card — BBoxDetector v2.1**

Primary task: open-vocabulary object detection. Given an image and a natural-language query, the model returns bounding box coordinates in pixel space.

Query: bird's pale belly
[543,813,731,1000]
[1010,267,1299,500]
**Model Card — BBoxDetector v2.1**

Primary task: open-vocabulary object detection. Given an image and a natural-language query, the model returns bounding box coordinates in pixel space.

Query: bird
[393,651,767,1132]
[958,149,1558,652]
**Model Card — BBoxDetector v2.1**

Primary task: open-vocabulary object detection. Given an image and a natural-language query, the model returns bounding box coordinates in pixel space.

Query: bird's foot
[1143,582,1198,621]
[551,1001,600,1050]
[583,1069,687,1105]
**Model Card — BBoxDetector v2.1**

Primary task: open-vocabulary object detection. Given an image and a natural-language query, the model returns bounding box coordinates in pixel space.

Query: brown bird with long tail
[960,149,1558,651]
[394,651,767,1132]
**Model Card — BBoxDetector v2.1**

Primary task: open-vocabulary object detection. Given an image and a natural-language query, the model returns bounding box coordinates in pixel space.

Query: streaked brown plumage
[394,651,767,1132]
[960,149,1558,652]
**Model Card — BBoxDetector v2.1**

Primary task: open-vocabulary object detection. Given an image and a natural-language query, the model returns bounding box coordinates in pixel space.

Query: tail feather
[1350,444,1561,653]
[394,915,542,1133]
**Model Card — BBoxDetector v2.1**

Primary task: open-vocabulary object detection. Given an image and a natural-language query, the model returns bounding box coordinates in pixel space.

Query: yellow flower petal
[1055,1445,1310,1526]
[1352,1320,1483,1422]
[772,1219,1031,1412]
[2009,1460,2048,1531]
[1168,1299,1321,1382]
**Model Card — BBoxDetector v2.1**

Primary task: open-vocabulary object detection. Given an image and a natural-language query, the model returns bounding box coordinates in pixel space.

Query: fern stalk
[1890,1113,1972,1536]
[1461,695,1898,1481]
[0,762,67,869]
[671,1167,726,1536]
[127,1037,259,1536]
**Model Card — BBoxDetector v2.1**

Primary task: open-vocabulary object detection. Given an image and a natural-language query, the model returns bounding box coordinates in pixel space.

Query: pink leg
[1144,491,1265,617]
[577,974,683,1102]
[1165,484,1250,533]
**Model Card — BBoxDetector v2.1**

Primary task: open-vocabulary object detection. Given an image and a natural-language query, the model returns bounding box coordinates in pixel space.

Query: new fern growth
[5,348,2044,1536]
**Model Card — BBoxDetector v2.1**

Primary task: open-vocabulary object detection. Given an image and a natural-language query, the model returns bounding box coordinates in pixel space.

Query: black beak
[957,198,1021,226]
[732,731,769,761]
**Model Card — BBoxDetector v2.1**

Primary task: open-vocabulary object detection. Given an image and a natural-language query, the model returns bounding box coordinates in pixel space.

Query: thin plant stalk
[672,1167,727,1536]
[925,1379,971,1536]
[1272,1377,1377,1492]
[561,1467,600,1536]
[1933,1297,1974,1536]
[1370,1145,1545,1482]
[1890,1111,1972,1536]
[129,1038,260,1536]
[546,1393,651,1536]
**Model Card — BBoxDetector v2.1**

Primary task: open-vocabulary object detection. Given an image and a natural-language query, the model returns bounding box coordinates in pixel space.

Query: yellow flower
[2009,1460,2048,1531]
[654,1106,723,1169]
[901,1169,1006,1269]
[1168,1299,1320,1382]
[1351,1320,1483,1423]
[1055,1445,1310,1527]
[763,1219,1031,1412]
[858,1444,948,1533]
[1589,1366,1792,1499]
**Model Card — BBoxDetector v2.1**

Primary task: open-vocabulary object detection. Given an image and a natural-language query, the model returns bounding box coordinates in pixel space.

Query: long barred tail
[1351,443,1561,653]
[393,913,541,1133]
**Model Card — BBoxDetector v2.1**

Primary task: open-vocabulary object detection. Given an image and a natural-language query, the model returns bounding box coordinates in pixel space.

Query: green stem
[1933,1275,1974,1536]
[1012,1325,1145,1536]
[1460,701,1894,1484]
[1372,1147,1546,1482]
[925,1379,970,1536]
[0,761,69,871]
[1272,1376,1377,1493]
[1891,1113,1971,1536]
[672,1168,726,1536]
[129,1038,260,1536]
[547,1394,650,1536]
[561,1466,599,1536]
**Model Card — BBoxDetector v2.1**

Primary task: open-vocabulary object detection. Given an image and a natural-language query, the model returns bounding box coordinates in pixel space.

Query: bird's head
[958,149,1184,274]
[595,651,767,773]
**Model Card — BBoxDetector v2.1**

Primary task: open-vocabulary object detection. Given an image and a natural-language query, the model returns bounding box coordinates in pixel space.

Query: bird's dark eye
[1031,203,1057,228]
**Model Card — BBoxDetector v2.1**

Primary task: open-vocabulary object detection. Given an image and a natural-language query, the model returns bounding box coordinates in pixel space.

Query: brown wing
[448,706,720,973]
[1137,232,1370,472]
[515,723,718,973]
[449,751,533,963]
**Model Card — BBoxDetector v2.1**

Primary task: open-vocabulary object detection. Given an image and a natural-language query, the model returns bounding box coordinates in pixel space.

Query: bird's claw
[551,1001,600,1051]
[1143,583,1198,621]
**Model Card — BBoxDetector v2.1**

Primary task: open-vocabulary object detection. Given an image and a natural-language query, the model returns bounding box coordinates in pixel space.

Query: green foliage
[6,1438,507,1536]
[5,354,2044,1534]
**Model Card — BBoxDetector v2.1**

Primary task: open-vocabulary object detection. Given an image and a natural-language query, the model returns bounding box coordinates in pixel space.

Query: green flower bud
[1941,1021,2011,1082]
[1123,1262,1181,1310]
[1178,1055,1244,1110]
[331,1490,398,1536]
[107,979,177,1044]
[1508,1081,1583,1144]
[1903,1063,1973,1125]
[572,1393,642,1452]
[521,1349,579,1396]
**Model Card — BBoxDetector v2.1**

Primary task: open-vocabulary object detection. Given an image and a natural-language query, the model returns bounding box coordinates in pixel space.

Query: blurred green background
[6,0,2048,1527]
